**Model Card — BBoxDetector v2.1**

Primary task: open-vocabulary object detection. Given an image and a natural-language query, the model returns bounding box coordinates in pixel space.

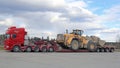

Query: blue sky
[0,0,120,42]
[86,0,120,14]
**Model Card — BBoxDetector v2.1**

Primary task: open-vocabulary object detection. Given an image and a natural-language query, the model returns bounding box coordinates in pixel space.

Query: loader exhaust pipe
[66,29,68,34]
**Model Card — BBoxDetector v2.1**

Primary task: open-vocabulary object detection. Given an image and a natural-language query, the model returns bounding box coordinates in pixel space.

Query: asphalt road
[0,51,120,68]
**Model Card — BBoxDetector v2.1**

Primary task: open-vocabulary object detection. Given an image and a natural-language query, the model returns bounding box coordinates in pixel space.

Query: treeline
[0,34,5,46]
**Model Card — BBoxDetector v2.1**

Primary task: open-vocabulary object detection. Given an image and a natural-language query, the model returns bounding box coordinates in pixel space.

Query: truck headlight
[6,46,9,48]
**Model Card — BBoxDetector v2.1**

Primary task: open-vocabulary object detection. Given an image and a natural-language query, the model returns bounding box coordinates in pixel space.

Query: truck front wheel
[13,46,21,52]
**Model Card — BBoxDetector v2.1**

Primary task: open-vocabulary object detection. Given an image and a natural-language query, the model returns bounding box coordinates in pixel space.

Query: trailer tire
[87,41,97,52]
[96,48,101,52]
[13,46,21,52]
[25,47,32,52]
[41,47,47,52]
[48,47,54,52]
[34,46,40,52]
[101,48,105,52]
[71,40,79,50]
[110,48,114,52]
[105,48,109,52]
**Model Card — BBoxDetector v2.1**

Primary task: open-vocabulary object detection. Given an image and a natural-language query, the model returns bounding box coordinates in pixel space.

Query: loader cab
[72,29,84,36]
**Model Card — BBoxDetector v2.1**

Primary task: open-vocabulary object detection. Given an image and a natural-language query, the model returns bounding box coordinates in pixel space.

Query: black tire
[96,48,101,52]
[105,48,109,52]
[25,47,32,52]
[34,46,40,52]
[48,47,54,52]
[110,48,114,52]
[71,40,79,50]
[13,46,21,52]
[41,47,47,52]
[87,41,96,52]
[101,48,105,52]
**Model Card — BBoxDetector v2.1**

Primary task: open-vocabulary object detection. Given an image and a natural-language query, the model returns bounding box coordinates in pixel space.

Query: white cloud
[101,28,120,33]
[0,18,13,26]
[20,0,66,8]
[92,28,120,42]
[100,5,120,22]
[68,0,88,8]
[0,0,120,42]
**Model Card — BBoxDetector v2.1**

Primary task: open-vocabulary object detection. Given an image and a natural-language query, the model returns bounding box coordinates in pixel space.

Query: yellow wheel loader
[56,29,97,51]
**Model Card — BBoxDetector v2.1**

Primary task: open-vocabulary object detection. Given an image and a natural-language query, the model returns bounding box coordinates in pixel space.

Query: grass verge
[0,46,4,50]
[115,49,120,52]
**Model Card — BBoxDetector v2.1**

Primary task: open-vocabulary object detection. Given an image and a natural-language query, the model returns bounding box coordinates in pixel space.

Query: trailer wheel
[71,40,79,50]
[110,48,114,52]
[34,46,40,52]
[87,41,96,52]
[105,48,109,52]
[13,46,21,52]
[96,48,101,52]
[41,47,47,52]
[48,47,54,52]
[25,47,32,52]
[101,48,105,52]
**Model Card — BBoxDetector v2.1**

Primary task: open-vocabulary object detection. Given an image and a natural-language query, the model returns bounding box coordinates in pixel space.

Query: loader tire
[71,40,79,50]
[87,41,96,52]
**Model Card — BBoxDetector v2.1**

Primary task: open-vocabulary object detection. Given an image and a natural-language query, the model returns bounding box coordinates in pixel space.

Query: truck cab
[4,26,27,51]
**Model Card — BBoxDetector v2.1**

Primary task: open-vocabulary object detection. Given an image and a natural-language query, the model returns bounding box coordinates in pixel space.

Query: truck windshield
[5,34,10,39]
[12,34,17,38]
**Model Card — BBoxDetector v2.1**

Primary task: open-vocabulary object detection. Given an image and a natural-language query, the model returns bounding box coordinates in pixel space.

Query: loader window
[73,30,80,35]
[73,30,83,36]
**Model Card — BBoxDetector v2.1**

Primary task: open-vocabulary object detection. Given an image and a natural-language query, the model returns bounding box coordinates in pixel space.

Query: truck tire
[71,40,79,50]
[48,47,54,52]
[87,41,96,52]
[13,46,21,52]
[96,48,101,52]
[41,47,47,52]
[34,46,40,52]
[25,47,32,52]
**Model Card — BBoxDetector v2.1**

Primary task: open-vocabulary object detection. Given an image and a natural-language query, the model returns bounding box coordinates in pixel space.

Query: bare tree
[0,34,5,46]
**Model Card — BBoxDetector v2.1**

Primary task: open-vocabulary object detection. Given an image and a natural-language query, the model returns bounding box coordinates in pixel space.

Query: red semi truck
[4,26,55,52]
[4,26,115,52]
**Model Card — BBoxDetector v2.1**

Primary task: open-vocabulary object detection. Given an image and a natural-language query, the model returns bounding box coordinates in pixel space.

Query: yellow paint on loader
[57,29,88,50]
